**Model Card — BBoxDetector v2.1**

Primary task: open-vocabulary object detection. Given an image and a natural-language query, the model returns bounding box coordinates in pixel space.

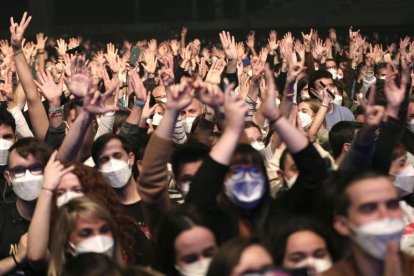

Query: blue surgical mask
[224,167,266,210]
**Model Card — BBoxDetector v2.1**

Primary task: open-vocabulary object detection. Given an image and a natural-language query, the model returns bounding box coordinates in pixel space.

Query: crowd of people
[1,10,414,275]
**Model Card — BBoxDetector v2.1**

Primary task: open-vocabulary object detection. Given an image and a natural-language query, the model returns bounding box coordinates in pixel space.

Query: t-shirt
[0,203,39,275]
[325,104,355,130]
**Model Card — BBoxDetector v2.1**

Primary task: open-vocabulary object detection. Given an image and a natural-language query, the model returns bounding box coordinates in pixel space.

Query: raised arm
[10,12,49,139]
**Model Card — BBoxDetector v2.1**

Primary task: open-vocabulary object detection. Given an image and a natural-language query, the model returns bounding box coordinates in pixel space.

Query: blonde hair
[48,196,123,276]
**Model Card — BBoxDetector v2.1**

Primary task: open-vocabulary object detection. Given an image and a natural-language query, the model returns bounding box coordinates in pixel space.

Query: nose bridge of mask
[101,158,129,173]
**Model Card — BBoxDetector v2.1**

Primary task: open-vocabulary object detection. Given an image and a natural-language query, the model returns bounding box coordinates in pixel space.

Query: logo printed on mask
[224,167,266,210]
[175,258,212,276]
[70,235,114,257]
[100,159,132,188]
[12,171,43,201]
[0,139,13,166]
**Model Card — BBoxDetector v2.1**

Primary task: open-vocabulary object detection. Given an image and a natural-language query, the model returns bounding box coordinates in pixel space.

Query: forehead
[244,126,262,138]
[174,226,215,254]
[0,124,14,136]
[152,86,166,97]
[184,99,202,111]
[8,150,38,168]
[346,177,397,206]
[57,172,81,190]
[99,139,126,157]
[326,60,336,67]
[298,102,311,110]
[286,231,326,253]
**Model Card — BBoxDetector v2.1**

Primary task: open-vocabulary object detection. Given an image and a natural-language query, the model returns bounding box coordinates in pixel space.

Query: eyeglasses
[9,163,44,178]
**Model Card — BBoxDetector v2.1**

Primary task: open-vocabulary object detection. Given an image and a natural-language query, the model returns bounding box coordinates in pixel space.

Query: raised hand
[205,59,227,85]
[170,39,180,55]
[384,61,409,117]
[400,36,410,53]
[148,39,157,54]
[0,40,11,56]
[193,79,224,108]
[268,30,279,51]
[165,78,193,112]
[211,46,226,60]
[329,28,337,43]
[64,56,90,98]
[0,69,13,102]
[314,38,327,59]
[219,31,237,60]
[55,38,67,58]
[68,37,79,50]
[224,82,249,131]
[43,151,74,191]
[259,46,269,63]
[23,41,36,62]
[301,29,313,51]
[104,43,119,73]
[36,33,48,53]
[283,32,294,47]
[34,70,63,107]
[246,30,255,49]
[160,56,175,87]
[83,80,119,114]
[357,85,385,128]
[10,11,32,50]
[181,27,188,38]
[349,26,360,42]
[129,69,147,103]
[142,49,158,74]
[250,56,265,82]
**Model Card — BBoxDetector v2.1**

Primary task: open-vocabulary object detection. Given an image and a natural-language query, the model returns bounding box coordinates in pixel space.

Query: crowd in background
[1,10,414,276]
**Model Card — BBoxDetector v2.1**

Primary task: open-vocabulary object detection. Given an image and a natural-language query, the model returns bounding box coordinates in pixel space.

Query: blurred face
[325,60,337,69]
[55,172,84,200]
[96,138,133,168]
[283,231,332,269]
[152,86,166,101]
[278,153,298,184]
[69,217,113,246]
[181,99,202,120]
[311,78,333,99]
[298,102,315,117]
[6,151,43,186]
[231,245,273,276]
[176,160,203,193]
[175,226,217,268]
[345,177,401,228]
[0,124,15,143]
[154,104,165,116]
[65,108,77,130]
[244,127,263,144]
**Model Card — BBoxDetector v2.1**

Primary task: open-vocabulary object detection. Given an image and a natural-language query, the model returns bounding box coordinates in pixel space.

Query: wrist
[13,252,22,265]
[41,186,55,194]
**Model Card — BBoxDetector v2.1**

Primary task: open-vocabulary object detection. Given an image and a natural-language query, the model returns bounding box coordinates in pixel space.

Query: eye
[181,254,199,264]
[314,249,328,259]
[79,228,92,238]
[386,199,400,210]
[358,202,378,214]
[289,253,306,264]
[99,224,111,234]
[55,190,65,197]
[99,156,109,165]
[202,246,216,258]
[113,152,123,159]
[72,186,83,193]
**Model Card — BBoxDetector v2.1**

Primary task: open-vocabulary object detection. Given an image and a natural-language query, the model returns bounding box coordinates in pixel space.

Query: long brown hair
[51,163,137,265]
[48,196,123,276]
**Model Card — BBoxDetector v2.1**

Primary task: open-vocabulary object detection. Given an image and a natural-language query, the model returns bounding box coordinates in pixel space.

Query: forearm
[37,53,45,72]
[27,190,52,262]
[273,117,308,153]
[125,105,143,125]
[225,59,237,74]
[304,52,315,77]
[0,257,17,274]
[8,106,34,138]
[156,109,179,139]
[14,52,39,103]
[57,110,92,162]
[279,80,295,118]
[210,126,241,165]
[308,105,329,142]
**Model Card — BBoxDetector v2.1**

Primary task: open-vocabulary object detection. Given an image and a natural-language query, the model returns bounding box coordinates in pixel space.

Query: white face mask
[332,95,343,106]
[401,232,414,256]
[284,173,298,188]
[183,117,196,133]
[251,141,265,151]
[70,235,114,257]
[295,257,333,273]
[179,181,191,197]
[407,119,414,133]
[176,258,212,276]
[395,165,414,197]
[152,113,163,126]
[158,97,167,104]
[100,159,132,188]
[298,111,312,129]
[12,170,43,201]
[346,217,404,260]
[301,92,311,100]
[327,68,338,80]
[56,191,84,207]
[0,138,13,166]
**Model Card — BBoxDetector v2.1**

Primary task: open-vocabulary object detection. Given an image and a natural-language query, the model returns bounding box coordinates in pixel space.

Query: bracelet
[12,253,20,267]
[74,98,84,107]
[269,115,283,126]
[135,101,145,108]
[49,107,62,113]
[321,103,329,108]
[38,50,45,54]
[41,186,54,193]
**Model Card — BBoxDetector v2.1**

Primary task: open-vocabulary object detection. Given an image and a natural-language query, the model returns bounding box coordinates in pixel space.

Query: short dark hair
[91,134,132,165]
[62,253,123,276]
[170,141,209,178]
[7,137,52,167]
[244,121,261,136]
[329,121,363,159]
[271,217,339,265]
[113,110,130,134]
[0,108,16,133]
[207,236,265,276]
[308,70,333,91]
[333,170,388,217]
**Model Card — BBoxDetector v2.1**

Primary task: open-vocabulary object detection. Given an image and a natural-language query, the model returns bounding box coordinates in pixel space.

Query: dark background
[1,0,414,42]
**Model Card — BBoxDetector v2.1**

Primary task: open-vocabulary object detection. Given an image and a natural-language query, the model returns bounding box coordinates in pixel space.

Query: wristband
[321,103,329,108]
[135,101,145,108]
[269,114,283,126]
[49,107,62,113]
[13,49,23,56]
[74,98,84,107]
[12,253,20,267]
